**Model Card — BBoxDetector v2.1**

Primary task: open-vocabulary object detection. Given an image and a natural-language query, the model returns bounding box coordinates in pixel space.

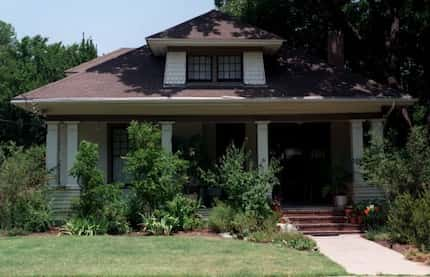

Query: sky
[0,0,215,55]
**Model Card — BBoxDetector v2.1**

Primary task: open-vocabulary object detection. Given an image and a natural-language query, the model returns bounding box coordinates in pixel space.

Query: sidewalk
[312,234,430,275]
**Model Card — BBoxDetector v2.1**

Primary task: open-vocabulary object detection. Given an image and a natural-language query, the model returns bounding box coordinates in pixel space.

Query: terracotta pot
[349,216,357,224]
[357,215,363,225]
[344,207,353,218]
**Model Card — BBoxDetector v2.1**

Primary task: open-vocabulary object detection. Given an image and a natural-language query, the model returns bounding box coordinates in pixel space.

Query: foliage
[387,191,430,251]
[354,199,387,230]
[216,1,430,102]
[201,144,280,221]
[0,21,97,145]
[70,141,128,235]
[208,202,235,233]
[363,228,392,242]
[164,194,202,232]
[125,121,188,226]
[141,215,178,236]
[361,125,430,200]
[61,217,105,236]
[0,143,51,232]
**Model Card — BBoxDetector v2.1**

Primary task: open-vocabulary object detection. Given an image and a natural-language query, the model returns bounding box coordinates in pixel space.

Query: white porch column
[350,120,365,202]
[66,121,79,187]
[160,121,174,153]
[256,121,269,171]
[46,121,59,186]
[370,119,384,145]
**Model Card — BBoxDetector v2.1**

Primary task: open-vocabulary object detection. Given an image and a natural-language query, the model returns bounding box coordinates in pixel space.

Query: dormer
[146,10,284,87]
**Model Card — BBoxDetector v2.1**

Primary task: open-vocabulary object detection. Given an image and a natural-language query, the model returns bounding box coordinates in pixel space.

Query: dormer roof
[146,10,284,55]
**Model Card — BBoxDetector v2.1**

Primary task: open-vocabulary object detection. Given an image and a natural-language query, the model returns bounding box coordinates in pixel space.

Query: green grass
[0,235,346,276]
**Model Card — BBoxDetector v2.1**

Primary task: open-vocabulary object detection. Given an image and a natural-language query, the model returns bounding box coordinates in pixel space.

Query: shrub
[164,194,202,231]
[208,202,235,233]
[71,141,129,235]
[125,121,188,226]
[201,144,280,221]
[411,190,430,251]
[361,125,430,200]
[0,143,51,233]
[387,193,416,243]
[277,232,317,251]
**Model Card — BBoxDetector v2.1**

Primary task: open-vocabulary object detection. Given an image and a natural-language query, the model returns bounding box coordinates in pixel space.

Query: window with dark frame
[217,55,242,81]
[187,55,212,81]
[111,128,130,183]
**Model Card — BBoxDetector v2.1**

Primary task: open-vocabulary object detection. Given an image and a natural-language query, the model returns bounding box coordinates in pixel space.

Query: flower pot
[349,216,357,224]
[344,207,353,218]
[357,215,363,225]
[334,195,347,208]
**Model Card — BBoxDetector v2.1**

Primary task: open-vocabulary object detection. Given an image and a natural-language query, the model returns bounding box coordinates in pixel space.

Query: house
[12,10,414,218]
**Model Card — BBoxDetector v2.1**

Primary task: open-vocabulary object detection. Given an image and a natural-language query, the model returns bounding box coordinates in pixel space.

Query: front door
[270,123,331,205]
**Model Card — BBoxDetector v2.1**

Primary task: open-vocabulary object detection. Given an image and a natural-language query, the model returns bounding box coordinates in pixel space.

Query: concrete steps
[283,208,362,236]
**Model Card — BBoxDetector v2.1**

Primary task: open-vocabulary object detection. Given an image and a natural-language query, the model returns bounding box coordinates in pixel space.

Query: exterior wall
[243,51,266,85]
[164,51,186,85]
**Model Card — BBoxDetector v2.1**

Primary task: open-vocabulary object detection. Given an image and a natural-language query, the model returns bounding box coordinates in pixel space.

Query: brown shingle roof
[146,10,283,40]
[15,45,404,101]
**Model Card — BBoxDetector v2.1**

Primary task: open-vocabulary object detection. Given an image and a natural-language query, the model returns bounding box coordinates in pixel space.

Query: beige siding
[50,188,80,220]
[243,51,266,85]
[164,51,186,85]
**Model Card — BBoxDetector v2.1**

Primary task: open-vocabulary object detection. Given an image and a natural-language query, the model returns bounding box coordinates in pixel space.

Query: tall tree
[0,20,98,146]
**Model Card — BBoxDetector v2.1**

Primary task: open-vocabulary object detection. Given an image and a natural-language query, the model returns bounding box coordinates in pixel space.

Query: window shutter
[164,51,186,86]
[243,51,266,85]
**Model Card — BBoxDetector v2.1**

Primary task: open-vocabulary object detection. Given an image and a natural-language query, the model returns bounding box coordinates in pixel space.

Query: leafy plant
[201,144,280,221]
[387,193,416,244]
[125,121,188,226]
[142,215,178,236]
[61,217,105,236]
[164,194,202,231]
[0,143,51,233]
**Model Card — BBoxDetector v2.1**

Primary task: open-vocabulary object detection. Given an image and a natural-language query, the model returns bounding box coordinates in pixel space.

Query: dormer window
[217,55,242,82]
[186,54,243,83]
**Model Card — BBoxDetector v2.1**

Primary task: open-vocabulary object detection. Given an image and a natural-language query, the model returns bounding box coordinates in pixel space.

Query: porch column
[370,119,384,145]
[350,120,365,201]
[256,121,269,171]
[46,121,59,186]
[160,121,174,153]
[66,121,79,187]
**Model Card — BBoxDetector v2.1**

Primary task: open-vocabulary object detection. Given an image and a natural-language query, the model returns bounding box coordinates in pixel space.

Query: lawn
[0,235,345,276]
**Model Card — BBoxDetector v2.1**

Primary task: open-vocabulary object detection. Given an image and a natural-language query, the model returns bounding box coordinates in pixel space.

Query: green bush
[208,202,235,233]
[248,230,317,251]
[361,125,430,200]
[164,194,202,231]
[125,121,188,226]
[411,191,430,251]
[387,193,416,243]
[201,144,280,221]
[71,141,129,235]
[0,143,51,233]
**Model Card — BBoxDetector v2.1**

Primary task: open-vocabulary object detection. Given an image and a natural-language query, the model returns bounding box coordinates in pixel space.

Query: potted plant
[322,167,350,209]
[344,204,354,219]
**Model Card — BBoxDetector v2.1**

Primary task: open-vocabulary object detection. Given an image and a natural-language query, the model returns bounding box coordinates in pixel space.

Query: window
[217,55,242,81]
[111,127,129,183]
[187,55,212,81]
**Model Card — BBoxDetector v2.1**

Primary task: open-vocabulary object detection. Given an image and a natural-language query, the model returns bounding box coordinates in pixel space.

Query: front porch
[46,115,384,217]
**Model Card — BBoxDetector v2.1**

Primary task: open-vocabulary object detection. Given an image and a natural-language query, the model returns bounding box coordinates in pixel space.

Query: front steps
[282,207,362,236]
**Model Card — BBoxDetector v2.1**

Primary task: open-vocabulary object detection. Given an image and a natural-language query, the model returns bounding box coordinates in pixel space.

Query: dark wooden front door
[270,123,331,205]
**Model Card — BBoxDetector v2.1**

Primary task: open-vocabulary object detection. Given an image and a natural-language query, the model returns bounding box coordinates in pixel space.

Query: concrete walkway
[312,234,430,276]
